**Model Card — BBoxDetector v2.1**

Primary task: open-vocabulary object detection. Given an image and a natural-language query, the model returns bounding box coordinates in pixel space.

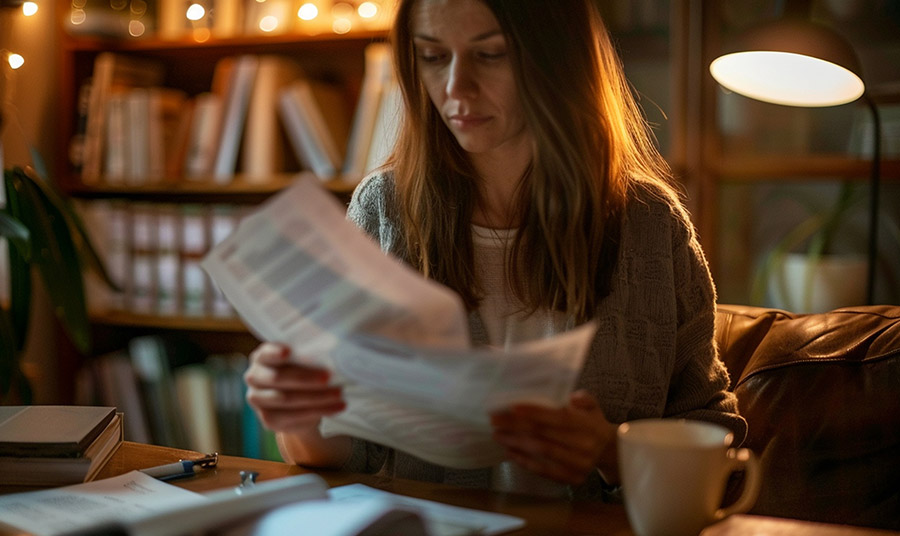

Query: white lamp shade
[710,51,864,107]
[709,19,865,108]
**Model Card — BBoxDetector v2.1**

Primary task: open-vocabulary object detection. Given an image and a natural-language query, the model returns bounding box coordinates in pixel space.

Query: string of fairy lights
[63,1,392,40]
[2,2,36,71]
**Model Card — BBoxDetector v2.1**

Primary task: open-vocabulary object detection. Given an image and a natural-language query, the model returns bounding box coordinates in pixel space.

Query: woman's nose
[446,57,478,98]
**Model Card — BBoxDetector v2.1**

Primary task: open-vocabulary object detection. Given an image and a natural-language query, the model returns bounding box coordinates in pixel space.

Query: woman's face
[411,0,531,159]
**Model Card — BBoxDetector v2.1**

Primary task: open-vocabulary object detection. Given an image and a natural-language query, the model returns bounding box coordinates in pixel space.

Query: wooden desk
[11,442,898,536]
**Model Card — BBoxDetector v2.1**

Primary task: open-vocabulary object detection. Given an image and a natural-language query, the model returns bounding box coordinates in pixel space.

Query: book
[0,406,116,458]
[129,336,189,448]
[156,204,181,316]
[212,55,260,183]
[205,353,246,456]
[183,92,223,179]
[342,43,394,183]
[279,78,350,180]
[0,412,124,487]
[147,87,189,182]
[173,364,220,454]
[241,55,304,182]
[93,351,152,443]
[129,202,159,313]
[103,92,128,184]
[364,78,403,175]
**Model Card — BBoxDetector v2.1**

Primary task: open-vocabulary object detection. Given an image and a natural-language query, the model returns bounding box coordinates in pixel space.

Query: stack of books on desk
[0,405,124,487]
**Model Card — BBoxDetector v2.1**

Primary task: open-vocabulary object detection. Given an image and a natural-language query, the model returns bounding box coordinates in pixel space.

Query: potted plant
[0,165,119,403]
[751,181,898,312]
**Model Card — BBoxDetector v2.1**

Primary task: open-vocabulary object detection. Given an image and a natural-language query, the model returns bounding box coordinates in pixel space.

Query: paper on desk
[0,470,206,536]
[201,177,597,469]
[329,484,526,536]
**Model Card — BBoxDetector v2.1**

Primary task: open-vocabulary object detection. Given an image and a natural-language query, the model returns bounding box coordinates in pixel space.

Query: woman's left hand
[490,389,617,485]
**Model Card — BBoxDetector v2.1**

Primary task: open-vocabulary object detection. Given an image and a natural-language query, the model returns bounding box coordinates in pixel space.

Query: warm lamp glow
[298,3,318,20]
[358,2,378,18]
[259,14,279,32]
[186,3,206,21]
[332,18,351,34]
[70,8,86,25]
[8,53,25,70]
[193,27,211,42]
[129,19,146,37]
[22,2,38,17]
[710,51,864,107]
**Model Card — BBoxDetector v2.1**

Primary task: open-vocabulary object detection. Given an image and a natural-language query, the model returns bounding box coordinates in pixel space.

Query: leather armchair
[715,304,900,530]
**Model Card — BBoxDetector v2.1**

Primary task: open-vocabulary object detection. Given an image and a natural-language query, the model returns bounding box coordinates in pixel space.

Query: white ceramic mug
[617,419,761,536]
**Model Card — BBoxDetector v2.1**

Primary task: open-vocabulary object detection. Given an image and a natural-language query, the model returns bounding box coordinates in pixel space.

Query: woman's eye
[478,50,507,61]
[417,50,446,63]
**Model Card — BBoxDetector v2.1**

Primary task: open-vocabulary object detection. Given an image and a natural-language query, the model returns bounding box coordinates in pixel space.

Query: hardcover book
[0,412,124,487]
[0,406,116,458]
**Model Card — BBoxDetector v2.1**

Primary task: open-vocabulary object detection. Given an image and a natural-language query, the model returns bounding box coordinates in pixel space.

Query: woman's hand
[244,342,346,434]
[490,389,617,485]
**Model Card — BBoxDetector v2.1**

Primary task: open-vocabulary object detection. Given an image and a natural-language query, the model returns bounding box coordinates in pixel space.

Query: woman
[245,0,745,498]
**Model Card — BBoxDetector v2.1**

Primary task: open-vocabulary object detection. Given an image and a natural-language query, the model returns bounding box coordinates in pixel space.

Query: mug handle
[714,448,762,520]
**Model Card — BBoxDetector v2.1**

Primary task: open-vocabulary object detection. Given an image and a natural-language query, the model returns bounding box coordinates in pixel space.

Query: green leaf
[21,166,122,292]
[4,170,33,351]
[0,211,31,260]
[0,308,18,398]
[7,167,92,354]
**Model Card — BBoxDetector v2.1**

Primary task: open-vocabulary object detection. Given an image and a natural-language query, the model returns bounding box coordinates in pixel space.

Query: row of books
[73,44,401,187]
[77,199,246,319]
[74,335,281,462]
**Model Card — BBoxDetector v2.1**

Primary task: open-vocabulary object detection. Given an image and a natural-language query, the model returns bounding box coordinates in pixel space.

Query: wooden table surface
[4,442,897,536]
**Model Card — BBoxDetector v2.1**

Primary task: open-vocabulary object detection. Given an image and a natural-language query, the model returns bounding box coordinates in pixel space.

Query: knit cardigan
[340,171,746,498]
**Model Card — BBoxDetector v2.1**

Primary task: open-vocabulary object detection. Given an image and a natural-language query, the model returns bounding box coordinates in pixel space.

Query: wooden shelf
[66,173,358,203]
[62,30,389,54]
[91,311,250,333]
[712,155,900,181]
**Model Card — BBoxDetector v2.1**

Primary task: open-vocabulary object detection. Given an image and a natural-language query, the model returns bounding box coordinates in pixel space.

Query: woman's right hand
[244,342,346,434]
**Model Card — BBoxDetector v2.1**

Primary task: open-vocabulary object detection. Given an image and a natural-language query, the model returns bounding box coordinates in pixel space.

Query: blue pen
[140,453,218,481]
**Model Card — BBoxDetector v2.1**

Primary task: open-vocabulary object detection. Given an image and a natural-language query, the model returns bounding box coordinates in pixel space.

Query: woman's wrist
[276,428,352,468]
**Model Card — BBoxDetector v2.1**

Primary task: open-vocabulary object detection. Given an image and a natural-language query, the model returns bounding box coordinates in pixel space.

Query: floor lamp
[709,17,881,305]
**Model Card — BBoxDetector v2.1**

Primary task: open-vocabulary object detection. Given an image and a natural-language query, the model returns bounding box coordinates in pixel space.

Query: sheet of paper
[0,470,206,536]
[220,497,429,536]
[201,176,469,355]
[202,177,597,469]
[329,484,526,536]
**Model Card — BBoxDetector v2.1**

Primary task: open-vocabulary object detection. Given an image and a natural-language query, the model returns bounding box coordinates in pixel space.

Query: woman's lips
[449,114,490,129]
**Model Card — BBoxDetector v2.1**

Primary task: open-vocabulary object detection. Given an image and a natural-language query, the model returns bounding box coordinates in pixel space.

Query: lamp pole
[863,94,881,305]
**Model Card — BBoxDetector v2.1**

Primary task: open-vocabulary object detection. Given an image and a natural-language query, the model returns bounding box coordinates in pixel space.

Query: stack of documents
[201,177,596,469]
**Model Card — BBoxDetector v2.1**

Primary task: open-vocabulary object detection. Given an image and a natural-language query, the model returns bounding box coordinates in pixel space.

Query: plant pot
[767,253,867,313]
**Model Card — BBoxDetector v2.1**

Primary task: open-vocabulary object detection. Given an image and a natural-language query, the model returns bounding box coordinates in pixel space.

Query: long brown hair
[387,0,674,323]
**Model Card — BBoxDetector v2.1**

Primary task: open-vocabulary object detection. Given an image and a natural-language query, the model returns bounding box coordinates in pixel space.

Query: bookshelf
[50,2,393,457]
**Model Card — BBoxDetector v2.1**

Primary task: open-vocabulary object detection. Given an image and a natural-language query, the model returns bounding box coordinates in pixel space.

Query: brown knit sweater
[340,172,746,499]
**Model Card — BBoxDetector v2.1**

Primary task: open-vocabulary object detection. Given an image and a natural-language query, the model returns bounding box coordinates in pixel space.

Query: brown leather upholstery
[715,304,900,530]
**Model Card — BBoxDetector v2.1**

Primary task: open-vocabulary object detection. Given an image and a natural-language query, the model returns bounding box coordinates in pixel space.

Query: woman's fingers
[245,342,332,389]
[246,385,344,410]
[253,403,346,432]
[490,390,614,484]
[249,342,291,365]
[244,342,346,433]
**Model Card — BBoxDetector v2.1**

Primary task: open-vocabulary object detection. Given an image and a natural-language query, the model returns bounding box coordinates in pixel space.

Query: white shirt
[471,224,570,497]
